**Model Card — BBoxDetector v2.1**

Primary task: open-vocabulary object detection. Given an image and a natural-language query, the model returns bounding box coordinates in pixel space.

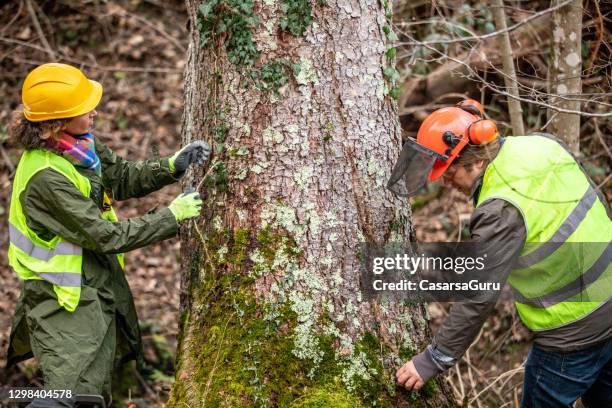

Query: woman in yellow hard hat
[6,63,210,407]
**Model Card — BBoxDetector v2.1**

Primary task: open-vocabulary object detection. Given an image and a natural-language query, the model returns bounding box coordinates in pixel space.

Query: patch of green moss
[256,227,301,261]
[290,384,364,408]
[171,225,405,406]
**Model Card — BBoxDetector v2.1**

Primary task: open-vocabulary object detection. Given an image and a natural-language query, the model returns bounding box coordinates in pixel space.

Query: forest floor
[0,1,606,407]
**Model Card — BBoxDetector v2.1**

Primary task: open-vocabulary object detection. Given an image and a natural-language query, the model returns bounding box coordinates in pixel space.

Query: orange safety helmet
[387,99,498,197]
[417,99,498,181]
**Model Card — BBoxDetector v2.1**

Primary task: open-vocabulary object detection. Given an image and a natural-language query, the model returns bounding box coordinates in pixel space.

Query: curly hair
[454,138,502,171]
[9,107,69,149]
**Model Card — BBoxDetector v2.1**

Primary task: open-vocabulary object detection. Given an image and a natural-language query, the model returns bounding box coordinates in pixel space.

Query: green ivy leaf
[388,87,401,100]
[387,30,398,42]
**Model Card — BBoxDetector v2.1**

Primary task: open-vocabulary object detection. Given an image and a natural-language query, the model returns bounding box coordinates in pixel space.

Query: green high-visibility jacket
[9,149,91,311]
[8,148,127,311]
[477,135,611,331]
[7,138,180,396]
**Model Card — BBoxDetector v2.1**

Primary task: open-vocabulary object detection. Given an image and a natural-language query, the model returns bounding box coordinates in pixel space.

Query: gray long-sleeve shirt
[412,177,612,382]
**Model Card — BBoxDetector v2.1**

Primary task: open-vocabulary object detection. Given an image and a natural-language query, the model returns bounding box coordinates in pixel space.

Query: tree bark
[547,0,582,153]
[491,0,525,136]
[168,0,456,406]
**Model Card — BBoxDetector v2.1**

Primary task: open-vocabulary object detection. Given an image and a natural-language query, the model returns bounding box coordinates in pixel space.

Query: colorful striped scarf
[47,132,101,176]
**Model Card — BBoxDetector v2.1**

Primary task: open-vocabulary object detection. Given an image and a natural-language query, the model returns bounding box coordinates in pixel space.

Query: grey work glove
[169,140,211,174]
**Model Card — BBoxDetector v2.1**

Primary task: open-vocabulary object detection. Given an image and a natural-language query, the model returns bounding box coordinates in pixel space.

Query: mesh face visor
[387,137,448,197]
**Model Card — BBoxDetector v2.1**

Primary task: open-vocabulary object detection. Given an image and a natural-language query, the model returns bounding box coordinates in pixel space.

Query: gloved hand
[168,190,203,221]
[169,140,211,174]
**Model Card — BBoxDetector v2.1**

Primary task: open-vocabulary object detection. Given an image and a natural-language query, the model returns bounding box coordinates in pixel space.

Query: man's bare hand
[396,360,425,390]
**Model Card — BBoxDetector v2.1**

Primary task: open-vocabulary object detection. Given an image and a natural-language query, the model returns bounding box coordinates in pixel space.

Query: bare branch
[396,30,612,118]
[25,0,55,60]
[397,0,574,46]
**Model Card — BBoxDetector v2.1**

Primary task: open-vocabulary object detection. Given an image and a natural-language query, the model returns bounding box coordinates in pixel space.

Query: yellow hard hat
[21,63,103,122]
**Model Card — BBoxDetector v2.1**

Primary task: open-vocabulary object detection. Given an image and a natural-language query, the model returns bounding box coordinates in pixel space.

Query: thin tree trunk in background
[547,0,582,153]
[491,0,525,136]
[168,0,456,406]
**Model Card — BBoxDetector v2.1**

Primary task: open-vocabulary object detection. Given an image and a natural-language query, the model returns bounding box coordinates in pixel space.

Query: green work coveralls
[6,138,181,400]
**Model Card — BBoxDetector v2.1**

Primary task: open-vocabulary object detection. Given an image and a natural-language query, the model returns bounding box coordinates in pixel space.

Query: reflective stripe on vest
[512,242,611,308]
[515,185,598,269]
[477,135,612,331]
[8,149,90,312]
[9,223,81,259]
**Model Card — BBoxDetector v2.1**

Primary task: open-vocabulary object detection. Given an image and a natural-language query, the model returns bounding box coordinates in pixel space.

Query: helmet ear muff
[467,119,499,145]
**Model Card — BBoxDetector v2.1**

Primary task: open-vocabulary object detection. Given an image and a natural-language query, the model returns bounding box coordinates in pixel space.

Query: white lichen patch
[262,127,284,144]
[260,203,300,235]
[212,215,223,232]
[293,166,314,190]
[557,84,568,95]
[235,168,248,180]
[366,157,386,187]
[340,351,376,391]
[377,82,387,100]
[343,98,355,108]
[251,162,270,174]
[323,210,343,228]
[285,124,300,137]
[325,300,335,314]
[302,202,321,236]
[236,146,250,156]
[289,291,323,375]
[217,245,228,262]
[332,272,343,287]
[294,267,326,291]
[250,248,267,271]
[564,52,580,67]
[320,256,334,267]
[295,57,319,86]
[241,123,251,136]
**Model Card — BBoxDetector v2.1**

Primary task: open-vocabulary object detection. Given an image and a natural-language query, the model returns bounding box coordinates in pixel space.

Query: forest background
[0,0,609,406]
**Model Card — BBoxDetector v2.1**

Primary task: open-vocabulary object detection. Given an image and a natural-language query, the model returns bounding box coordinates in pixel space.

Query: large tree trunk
[168,0,455,406]
[547,0,582,153]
